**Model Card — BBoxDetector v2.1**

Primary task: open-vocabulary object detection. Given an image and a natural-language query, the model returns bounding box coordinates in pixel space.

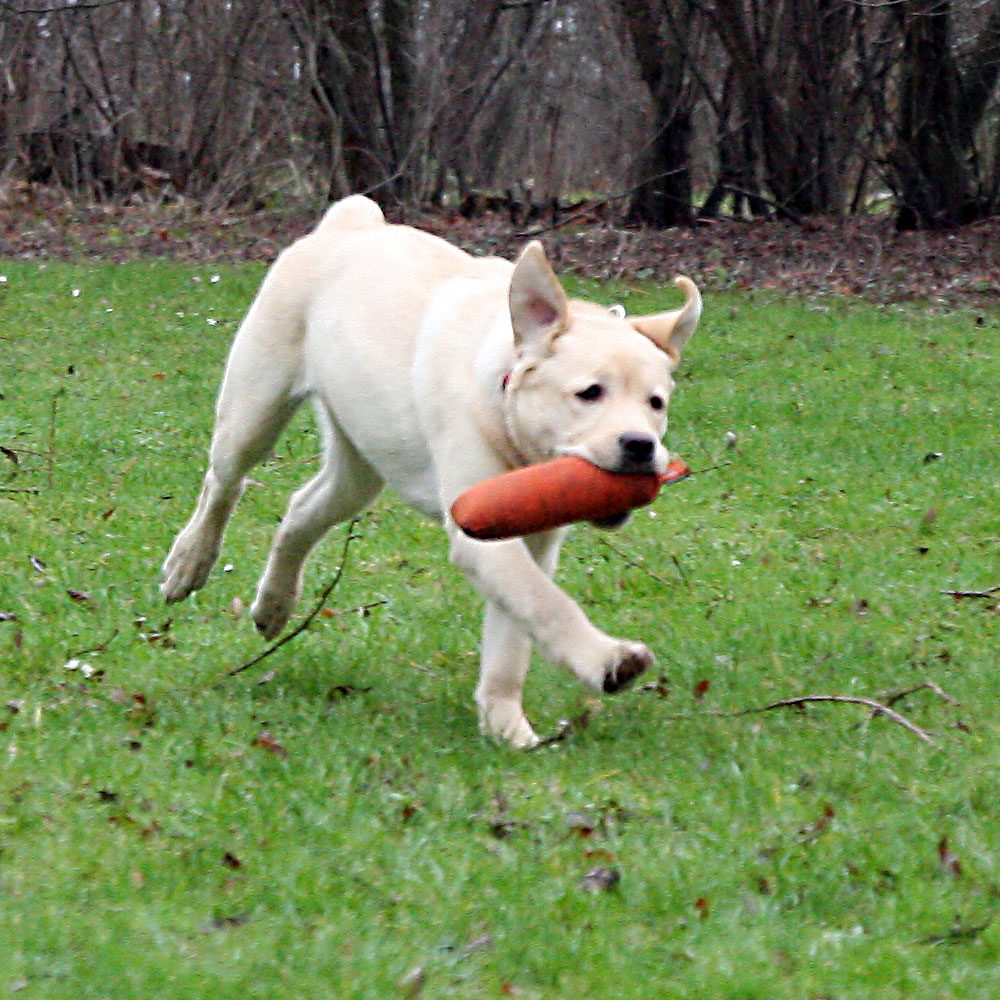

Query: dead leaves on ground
[3,195,999,308]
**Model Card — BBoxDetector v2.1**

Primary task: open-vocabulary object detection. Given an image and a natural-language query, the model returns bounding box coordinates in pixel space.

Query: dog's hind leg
[251,411,382,640]
[161,305,307,604]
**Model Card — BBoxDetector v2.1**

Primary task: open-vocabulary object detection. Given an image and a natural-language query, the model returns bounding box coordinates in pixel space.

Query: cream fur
[162,195,701,747]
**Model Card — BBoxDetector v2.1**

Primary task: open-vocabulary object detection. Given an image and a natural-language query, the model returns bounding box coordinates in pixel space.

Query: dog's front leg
[474,529,566,747]
[449,527,653,739]
[477,600,540,749]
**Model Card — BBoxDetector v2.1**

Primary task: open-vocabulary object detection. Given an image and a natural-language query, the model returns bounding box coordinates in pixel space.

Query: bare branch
[728,694,937,743]
[941,584,1000,600]
[228,518,362,677]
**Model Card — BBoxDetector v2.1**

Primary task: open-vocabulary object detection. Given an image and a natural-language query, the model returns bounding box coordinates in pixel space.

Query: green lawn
[1,260,998,998]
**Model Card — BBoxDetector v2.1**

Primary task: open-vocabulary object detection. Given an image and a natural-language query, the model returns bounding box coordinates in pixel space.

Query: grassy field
[0,258,997,998]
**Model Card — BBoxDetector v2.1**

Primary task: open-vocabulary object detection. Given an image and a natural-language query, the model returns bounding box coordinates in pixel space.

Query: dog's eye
[650,395,665,411]
[575,384,604,402]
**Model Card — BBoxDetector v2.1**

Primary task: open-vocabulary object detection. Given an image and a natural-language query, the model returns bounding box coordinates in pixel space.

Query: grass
[0,259,998,998]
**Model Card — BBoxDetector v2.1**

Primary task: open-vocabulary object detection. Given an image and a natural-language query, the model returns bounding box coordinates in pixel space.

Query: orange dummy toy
[451,456,691,540]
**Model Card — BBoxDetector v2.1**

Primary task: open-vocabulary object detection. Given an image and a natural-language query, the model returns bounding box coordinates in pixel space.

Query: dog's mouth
[589,511,633,531]
[614,458,659,476]
[558,449,663,479]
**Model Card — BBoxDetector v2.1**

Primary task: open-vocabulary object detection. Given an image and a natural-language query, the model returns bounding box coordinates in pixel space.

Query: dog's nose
[618,433,655,466]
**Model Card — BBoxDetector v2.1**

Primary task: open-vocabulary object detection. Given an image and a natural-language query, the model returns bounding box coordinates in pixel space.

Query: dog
[161,195,701,748]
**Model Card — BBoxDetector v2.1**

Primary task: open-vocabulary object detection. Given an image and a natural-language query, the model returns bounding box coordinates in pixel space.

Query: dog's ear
[509,241,568,356]
[630,276,702,362]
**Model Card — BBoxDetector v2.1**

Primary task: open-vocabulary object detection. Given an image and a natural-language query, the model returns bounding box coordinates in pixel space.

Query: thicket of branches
[1,0,999,230]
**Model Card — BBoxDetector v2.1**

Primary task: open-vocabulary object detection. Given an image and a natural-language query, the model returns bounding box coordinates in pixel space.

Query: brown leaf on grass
[566,811,597,836]
[694,679,710,701]
[694,896,710,920]
[108,687,136,705]
[638,674,671,698]
[327,683,372,702]
[938,836,962,876]
[200,912,250,934]
[67,589,92,604]
[137,618,176,648]
[252,730,288,757]
[488,818,522,840]
[798,803,836,842]
[222,851,242,870]
[579,867,621,893]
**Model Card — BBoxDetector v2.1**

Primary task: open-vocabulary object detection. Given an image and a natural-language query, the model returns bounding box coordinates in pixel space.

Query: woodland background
[1,0,999,305]
[3,0,1000,228]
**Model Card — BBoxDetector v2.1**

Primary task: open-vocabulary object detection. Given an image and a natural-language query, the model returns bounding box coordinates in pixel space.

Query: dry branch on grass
[728,694,938,744]
[228,518,362,678]
[941,584,1000,600]
[687,682,961,745]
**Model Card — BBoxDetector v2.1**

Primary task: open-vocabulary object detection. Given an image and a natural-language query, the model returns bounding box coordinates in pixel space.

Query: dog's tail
[315,195,386,235]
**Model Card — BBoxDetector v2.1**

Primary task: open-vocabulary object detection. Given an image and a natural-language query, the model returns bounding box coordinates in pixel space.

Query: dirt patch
[2,187,998,309]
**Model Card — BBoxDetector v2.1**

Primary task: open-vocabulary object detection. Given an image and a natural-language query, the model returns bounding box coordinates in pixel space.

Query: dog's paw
[161,535,218,603]
[477,700,540,750]
[602,641,654,694]
[250,587,297,641]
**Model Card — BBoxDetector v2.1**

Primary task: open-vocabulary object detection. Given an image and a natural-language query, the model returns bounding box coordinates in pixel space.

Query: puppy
[162,196,701,747]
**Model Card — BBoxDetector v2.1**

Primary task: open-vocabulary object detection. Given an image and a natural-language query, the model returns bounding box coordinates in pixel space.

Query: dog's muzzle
[616,432,658,474]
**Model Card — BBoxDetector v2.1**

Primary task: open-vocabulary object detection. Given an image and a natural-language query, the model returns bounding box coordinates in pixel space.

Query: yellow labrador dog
[162,195,700,747]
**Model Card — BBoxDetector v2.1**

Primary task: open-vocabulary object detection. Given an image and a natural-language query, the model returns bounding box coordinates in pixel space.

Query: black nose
[618,433,655,466]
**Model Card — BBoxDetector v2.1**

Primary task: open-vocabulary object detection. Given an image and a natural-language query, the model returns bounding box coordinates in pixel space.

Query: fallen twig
[660,692,939,744]
[67,628,119,659]
[881,681,959,709]
[47,390,63,491]
[323,599,387,618]
[919,914,994,947]
[228,518,362,677]
[596,537,678,589]
[533,708,593,748]
[941,584,1000,600]
[729,694,936,743]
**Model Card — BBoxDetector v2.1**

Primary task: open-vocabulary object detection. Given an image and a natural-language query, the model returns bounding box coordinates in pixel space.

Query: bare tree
[2,0,998,230]
[886,0,1000,229]
[613,0,705,226]
[707,0,858,217]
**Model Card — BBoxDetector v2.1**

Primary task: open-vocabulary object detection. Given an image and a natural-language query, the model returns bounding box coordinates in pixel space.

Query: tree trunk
[616,0,694,227]
[890,0,999,229]
[712,0,852,217]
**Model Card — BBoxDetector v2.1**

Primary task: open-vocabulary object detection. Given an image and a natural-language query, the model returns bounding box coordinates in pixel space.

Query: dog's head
[504,242,701,483]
